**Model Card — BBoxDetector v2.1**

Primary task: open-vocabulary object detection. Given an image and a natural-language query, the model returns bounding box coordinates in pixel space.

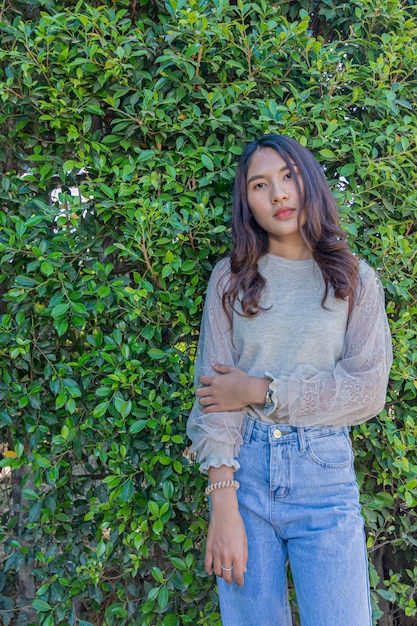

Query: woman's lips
[274,208,295,220]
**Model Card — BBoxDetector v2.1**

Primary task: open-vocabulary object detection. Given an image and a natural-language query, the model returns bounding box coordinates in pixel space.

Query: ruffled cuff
[191,438,241,474]
[187,414,244,475]
[198,454,240,475]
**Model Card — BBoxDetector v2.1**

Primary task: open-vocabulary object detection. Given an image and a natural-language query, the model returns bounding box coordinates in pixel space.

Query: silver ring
[221,564,234,571]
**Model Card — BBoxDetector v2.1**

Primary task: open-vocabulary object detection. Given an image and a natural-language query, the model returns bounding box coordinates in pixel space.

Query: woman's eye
[284,172,292,180]
[255,182,266,188]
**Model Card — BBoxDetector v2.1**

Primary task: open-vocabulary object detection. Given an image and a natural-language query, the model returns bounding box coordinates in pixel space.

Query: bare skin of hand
[197,364,269,413]
[205,489,248,586]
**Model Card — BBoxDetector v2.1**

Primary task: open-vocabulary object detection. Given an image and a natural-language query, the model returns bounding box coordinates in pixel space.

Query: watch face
[264,388,273,409]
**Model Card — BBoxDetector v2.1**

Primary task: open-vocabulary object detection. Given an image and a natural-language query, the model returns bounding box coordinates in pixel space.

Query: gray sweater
[187,254,392,473]
[234,254,349,423]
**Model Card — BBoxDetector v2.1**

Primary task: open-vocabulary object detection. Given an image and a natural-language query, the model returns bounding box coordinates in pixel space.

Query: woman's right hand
[204,489,248,587]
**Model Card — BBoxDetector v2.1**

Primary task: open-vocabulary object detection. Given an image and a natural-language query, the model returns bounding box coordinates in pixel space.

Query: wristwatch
[264,385,273,410]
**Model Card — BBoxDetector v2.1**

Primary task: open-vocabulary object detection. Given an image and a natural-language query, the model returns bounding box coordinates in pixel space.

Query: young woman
[187,134,392,626]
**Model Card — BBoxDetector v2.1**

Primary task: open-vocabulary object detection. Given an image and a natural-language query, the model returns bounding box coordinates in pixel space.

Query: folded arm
[186,259,247,473]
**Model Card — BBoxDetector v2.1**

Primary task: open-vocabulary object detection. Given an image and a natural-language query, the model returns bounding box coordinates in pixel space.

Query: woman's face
[246,148,310,259]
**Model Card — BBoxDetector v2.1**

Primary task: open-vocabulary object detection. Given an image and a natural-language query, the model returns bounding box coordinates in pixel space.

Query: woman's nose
[271,183,288,202]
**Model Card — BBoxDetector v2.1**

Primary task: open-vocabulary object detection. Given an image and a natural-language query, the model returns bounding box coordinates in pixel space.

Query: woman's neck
[267,240,313,260]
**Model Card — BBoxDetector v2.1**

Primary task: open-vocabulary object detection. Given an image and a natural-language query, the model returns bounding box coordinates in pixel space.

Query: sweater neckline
[261,253,315,270]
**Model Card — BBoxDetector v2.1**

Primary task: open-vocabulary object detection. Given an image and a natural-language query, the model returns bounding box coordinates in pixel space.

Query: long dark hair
[222,134,358,316]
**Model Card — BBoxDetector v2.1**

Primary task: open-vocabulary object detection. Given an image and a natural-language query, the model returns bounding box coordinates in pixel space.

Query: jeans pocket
[235,438,257,468]
[307,430,353,468]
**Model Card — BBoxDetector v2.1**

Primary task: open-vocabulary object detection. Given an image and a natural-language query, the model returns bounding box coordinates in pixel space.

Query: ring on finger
[220,564,234,571]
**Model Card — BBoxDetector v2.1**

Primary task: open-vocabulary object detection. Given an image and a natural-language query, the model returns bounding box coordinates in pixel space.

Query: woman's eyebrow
[247,165,291,184]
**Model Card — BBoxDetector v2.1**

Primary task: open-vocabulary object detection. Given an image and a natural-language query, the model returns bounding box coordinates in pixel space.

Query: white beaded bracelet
[205,479,240,497]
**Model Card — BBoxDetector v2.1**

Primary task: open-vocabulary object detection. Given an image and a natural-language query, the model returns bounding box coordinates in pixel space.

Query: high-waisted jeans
[216,416,372,626]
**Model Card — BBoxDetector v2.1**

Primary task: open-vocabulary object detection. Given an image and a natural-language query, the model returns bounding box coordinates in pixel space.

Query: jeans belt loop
[297,426,307,452]
[243,415,255,444]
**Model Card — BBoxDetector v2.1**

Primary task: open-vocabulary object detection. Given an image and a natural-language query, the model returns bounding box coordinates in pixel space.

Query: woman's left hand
[197,364,269,412]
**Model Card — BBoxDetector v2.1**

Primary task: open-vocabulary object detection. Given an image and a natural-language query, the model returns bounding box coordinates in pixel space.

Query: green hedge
[0,1,416,624]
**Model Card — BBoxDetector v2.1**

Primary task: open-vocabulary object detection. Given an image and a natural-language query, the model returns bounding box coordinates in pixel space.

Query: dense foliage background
[0,0,416,624]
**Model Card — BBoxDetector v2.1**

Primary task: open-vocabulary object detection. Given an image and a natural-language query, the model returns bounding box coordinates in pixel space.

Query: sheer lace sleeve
[186,259,246,474]
[266,261,392,426]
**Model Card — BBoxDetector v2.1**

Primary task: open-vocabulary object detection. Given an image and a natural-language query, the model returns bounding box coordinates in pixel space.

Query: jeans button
[273,429,282,439]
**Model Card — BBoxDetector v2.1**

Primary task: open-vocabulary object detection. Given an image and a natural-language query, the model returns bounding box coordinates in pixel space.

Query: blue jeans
[217,416,372,626]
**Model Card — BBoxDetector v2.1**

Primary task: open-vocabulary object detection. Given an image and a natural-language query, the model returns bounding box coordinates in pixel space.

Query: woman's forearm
[208,465,239,509]
[197,365,271,412]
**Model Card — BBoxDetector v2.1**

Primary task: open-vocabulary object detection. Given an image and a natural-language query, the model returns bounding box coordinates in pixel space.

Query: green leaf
[129,420,148,434]
[121,478,134,501]
[163,481,174,500]
[98,285,111,298]
[374,492,394,507]
[319,149,336,159]
[51,303,70,318]
[32,599,52,612]
[339,163,355,177]
[151,567,164,583]
[142,324,155,340]
[40,261,55,276]
[181,260,196,273]
[148,348,167,360]
[153,519,164,534]
[136,149,155,162]
[158,584,169,610]
[201,154,214,171]
[114,396,132,418]
[93,402,109,418]
[55,318,69,336]
[170,556,187,571]
[148,501,159,517]
[22,489,40,500]
[15,275,39,287]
